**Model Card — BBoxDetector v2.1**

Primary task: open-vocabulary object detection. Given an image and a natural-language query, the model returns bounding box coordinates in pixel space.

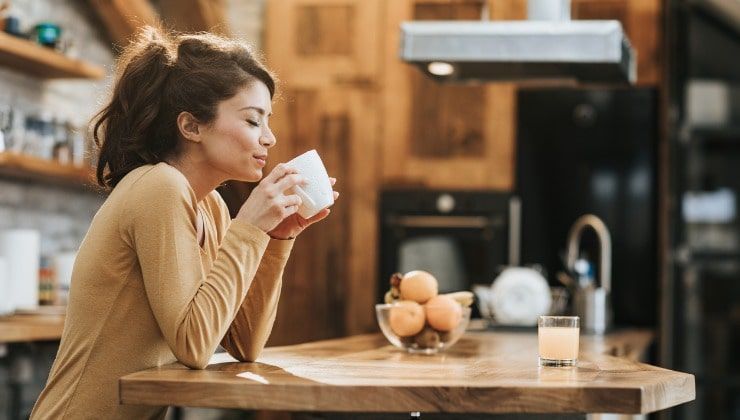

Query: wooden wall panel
[381,0,525,190]
[266,0,382,343]
[158,0,231,35]
[410,3,486,158]
[266,0,382,88]
[88,0,159,46]
[266,90,348,344]
[265,88,379,344]
[296,5,355,55]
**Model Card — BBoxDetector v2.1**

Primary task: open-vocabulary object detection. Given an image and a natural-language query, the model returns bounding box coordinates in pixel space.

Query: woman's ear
[176,111,202,143]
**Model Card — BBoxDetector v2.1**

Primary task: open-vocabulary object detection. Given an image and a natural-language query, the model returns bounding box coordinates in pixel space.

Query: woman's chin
[227,164,262,182]
[239,169,262,183]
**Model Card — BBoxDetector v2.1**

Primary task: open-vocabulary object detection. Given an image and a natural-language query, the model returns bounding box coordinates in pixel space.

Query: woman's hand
[235,164,307,233]
[267,177,339,240]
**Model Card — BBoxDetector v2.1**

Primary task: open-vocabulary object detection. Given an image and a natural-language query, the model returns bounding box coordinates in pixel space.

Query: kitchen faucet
[566,215,611,291]
[565,214,612,334]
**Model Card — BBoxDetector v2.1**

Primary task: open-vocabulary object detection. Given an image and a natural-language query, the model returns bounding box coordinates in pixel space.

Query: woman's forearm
[221,238,294,361]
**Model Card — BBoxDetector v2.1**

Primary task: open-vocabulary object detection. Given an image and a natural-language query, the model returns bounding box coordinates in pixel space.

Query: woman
[30,27,337,419]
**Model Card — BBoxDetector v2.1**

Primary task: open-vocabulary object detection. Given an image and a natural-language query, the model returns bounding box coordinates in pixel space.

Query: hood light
[427,61,455,77]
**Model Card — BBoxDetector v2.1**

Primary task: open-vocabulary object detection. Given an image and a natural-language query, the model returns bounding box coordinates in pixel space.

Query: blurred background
[0,0,738,419]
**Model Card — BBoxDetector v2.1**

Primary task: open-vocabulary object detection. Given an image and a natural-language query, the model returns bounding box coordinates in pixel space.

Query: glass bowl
[375,303,471,354]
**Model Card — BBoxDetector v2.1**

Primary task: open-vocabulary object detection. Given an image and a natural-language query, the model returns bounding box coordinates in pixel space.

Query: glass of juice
[538,315,580,367]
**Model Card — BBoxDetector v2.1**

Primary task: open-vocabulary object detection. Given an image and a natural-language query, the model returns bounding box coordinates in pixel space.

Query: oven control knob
[436,194,455,213]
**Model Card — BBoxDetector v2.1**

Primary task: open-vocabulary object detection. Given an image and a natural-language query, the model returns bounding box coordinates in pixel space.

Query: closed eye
[247,120,260,127]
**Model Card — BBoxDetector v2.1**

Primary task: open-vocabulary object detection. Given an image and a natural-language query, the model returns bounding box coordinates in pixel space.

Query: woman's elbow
[242,349,262,363]
[227,345,263,363]
[181,358,209,370]
[176,350,211,370]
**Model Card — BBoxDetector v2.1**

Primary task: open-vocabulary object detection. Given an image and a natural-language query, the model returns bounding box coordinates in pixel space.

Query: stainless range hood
[399,2,636,84]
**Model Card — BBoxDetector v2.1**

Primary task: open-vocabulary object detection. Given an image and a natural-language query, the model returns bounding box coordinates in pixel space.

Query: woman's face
[200,81,275,182]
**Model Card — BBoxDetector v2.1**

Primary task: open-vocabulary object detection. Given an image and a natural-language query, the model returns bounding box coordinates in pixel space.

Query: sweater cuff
[265,237,295,258]
[228,219,271,251]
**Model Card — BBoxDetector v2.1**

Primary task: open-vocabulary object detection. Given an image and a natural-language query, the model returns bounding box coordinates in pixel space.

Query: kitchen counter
[0,312,65,343]
[119,328,694,415]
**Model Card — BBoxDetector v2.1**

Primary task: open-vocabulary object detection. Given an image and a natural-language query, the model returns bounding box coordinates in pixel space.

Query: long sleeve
[221,237,294,362]
[121,171,270,369]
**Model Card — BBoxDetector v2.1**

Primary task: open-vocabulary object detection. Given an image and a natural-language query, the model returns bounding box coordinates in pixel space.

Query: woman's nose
[260,129,276,148]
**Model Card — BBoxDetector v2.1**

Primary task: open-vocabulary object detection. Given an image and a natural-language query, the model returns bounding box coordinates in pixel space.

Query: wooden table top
[120,328,694,415]
[0,312,65,343]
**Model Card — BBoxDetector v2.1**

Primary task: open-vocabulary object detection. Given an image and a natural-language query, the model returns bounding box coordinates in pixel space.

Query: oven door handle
[386,215,492,229]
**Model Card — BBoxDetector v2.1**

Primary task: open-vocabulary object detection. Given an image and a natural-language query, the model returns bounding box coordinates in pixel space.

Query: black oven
[378,189,516,308]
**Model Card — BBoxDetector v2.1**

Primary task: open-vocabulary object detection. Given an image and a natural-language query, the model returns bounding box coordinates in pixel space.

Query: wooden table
[120,329,694,415]
[0,313,65,343]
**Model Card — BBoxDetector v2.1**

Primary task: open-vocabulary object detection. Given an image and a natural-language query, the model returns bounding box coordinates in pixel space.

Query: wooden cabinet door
[265,0,382,88]
[266,88,379,344]
[381,0,526,190]
[265,0,382,342]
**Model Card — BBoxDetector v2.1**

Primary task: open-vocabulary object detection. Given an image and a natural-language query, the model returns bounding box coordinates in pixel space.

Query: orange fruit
[388,301,426,337]
[399,270,438,304]
[425,295,462,332]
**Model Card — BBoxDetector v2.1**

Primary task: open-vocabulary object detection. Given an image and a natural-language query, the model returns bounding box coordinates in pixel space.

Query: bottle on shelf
[52,117,71,165]
[38,257,57,306]
[68,122,87,167]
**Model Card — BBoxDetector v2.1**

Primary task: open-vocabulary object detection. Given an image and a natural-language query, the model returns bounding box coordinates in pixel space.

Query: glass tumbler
[538,315,580,367]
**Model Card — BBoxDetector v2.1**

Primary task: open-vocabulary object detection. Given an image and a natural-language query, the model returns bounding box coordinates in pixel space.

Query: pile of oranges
[384,271,473,343]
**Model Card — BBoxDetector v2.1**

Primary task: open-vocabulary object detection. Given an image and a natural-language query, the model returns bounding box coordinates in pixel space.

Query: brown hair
[92,27,276,189]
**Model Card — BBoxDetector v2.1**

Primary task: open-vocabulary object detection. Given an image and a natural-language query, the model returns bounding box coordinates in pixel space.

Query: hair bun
[133,26,174,64]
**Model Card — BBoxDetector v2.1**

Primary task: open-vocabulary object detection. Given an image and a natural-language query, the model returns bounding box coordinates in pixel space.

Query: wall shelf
[0,152,97,189]
[0,32,105,79]
[0,312,65,343]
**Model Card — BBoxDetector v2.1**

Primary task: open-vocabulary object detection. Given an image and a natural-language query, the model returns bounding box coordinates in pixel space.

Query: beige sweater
[30,163,293,419]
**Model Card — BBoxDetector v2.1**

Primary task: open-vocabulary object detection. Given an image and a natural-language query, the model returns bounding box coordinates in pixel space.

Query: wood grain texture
[265,0,382,88]
[88,0,159,46]
[410,2,486,158]
[296,5,354,55]
[0,314,65,343]
[265,0,381,340]
[158,0,231,35]
[0,152,97,190]
[120,330,694,414]
[0,32,105,79]
[381,0,523,190]
[256,86,380,344]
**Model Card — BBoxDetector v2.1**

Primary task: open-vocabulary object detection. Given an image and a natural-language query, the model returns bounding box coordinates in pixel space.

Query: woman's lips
[254,155,267,167]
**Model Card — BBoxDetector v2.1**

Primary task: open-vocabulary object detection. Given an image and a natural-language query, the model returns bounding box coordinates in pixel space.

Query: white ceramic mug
[287,149,334,219]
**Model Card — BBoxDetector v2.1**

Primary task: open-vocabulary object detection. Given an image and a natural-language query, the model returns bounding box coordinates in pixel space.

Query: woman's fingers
[265,163,298,183]
[329,178,339,201]
[282,194,302,208]
[273,173,307,194]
